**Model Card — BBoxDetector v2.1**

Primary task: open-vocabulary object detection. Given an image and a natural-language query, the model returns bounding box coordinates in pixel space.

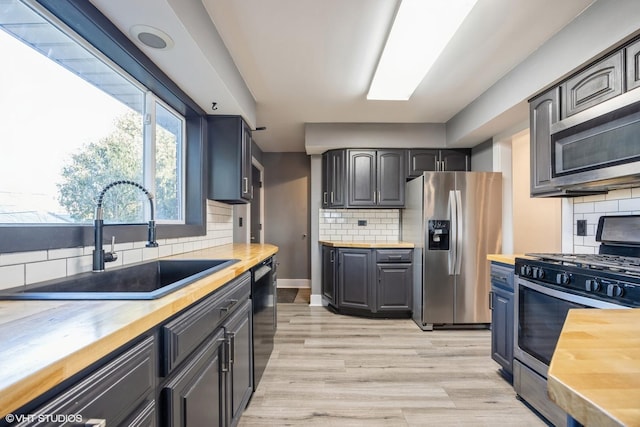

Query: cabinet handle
[323,192,328,205]
[243,177,249,194]
[377,191,381,204]
[330,191,334,204]
[219,337,229,372]
[220,299,238,314]
[330,250,335,263]
[373,191,377,204]
[85,420,106,427]
[228,332,235,365]
[489,291,494,310]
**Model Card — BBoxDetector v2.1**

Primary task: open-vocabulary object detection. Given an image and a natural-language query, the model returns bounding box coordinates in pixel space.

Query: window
[0,0,206,253]
[0,0,185,225]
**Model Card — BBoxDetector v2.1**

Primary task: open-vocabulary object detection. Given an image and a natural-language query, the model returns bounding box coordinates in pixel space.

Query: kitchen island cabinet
[321,242,413,317]
[0,244,277,424]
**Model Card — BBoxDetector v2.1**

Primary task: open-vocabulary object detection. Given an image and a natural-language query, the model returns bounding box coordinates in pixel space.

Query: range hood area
[530,35,640,197]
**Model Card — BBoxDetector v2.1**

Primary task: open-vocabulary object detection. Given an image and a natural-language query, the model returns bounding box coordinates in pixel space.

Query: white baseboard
[277,279,310,289]
[310,294,324,307]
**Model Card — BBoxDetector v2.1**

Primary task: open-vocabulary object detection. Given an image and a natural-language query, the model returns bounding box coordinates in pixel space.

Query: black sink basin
[0,259,239,300]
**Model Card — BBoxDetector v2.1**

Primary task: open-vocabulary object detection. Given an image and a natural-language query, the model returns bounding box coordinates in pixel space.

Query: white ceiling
[89,0,595,152]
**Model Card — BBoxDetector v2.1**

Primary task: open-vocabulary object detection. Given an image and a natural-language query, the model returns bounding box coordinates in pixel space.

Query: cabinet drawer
[490,262,514,291]
[17,336,156,427]
[161,272,251,376]
[375,249,412,263]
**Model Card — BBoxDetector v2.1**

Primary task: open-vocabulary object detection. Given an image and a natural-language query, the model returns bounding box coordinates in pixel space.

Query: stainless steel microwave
[550,89,640,189]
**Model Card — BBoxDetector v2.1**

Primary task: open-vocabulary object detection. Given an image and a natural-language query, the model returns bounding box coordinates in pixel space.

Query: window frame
[0,0,207,253]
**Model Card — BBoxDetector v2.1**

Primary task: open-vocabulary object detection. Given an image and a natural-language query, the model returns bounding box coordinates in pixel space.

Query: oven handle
[516,277,628,309]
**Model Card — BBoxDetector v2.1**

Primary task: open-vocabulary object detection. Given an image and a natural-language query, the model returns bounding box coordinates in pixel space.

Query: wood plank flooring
[239,304,548,426]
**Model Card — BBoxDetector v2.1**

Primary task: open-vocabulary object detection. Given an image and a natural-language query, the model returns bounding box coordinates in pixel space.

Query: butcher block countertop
[0,243,277,417]
[320,240,414,248]
[486,254,527,265]
[547,309,640,427]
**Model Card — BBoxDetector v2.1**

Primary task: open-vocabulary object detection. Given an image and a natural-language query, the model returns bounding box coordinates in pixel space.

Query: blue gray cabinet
[375,249,412,314]
[207,115,252,204]
[489,261,514,380]
[161,271,253,427]
[627,38,640,91]
[321,245,336,305]
[347,149,405,207]
[323,245,413,317]
[407,149,470,177]
[322,150,346,208]
[14,336,157,427]
[529,88,560,196]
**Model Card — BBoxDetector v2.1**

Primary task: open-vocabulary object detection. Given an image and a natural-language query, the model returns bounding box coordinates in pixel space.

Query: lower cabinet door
[224,300,254,427]
[162,330,225,427]
[338,249,372,310]
[490,286,514,374]
[376,263,412,312]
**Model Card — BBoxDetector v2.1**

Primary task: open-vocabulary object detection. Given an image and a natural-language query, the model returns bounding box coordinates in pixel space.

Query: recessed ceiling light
[367,0,478,100]
[130,25,174,50]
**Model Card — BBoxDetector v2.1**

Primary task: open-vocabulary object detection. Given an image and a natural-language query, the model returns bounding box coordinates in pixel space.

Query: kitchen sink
[0,259,239,300]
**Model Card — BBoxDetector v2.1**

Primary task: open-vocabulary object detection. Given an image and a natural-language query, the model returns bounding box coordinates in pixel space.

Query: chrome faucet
[92,180,159,272]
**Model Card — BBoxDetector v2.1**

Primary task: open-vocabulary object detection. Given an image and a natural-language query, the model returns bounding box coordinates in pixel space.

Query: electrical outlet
[357,220,367,226]
[577,219,587,236]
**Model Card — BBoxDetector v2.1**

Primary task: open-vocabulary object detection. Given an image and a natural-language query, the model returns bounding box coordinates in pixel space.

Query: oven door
[514,277,625,378]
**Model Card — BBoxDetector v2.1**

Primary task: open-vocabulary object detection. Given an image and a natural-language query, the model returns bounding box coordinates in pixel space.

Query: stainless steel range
[514,215,640,426]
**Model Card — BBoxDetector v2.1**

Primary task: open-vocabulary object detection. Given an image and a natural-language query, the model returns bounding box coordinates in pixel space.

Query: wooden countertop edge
[319,240,414,248]
[486,254,527,265]
[547,309,640,427]
[0,243,277,417]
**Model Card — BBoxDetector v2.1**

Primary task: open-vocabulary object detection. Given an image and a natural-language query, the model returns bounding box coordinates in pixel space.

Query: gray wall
[471,139,493,172]
[263,152,311,280]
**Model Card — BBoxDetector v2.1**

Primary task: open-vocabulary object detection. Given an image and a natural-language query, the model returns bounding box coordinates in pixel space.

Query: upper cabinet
[407,149,470,178]
[529,88,560,196]
[562,51,623,117]
[207,115,252,204]
[347,149,405,208]
[322,150,346,208]
[626,38,640,91]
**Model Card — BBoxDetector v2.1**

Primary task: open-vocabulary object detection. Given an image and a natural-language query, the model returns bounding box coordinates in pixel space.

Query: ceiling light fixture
[130,25,174,50]
[367,0,477,101]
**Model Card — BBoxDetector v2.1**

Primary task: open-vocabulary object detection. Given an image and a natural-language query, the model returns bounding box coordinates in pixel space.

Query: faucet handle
[104,236,118,263]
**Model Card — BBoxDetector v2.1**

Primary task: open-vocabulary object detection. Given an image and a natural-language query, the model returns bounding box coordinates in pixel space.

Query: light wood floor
[239,304,548,426]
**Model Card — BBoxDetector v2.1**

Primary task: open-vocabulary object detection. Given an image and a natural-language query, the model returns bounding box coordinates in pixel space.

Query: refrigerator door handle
[454,190,463,275]
[448,190,457,275]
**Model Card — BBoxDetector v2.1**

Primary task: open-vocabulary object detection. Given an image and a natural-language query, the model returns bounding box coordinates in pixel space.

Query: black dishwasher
[251,256,276,389]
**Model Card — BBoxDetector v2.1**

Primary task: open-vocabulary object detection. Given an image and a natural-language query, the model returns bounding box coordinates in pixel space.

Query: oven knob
[556,273,570,285]
[585,279,601,292]
[532,268,545,279]
[520,265,532,277]
[606,284,624,298]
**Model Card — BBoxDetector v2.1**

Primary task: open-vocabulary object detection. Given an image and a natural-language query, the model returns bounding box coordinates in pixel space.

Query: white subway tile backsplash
[0,251,47,266]
[26,259,67,284]
[0,265,24,289]
[619,198,640,211]
[593,200,619,212]
[48,247,84,260]
[571,186,640,253]
[67,255,93,276]
[319,208,400,242]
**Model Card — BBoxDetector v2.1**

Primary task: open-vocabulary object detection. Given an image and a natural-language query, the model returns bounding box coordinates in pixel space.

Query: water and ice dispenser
[428,220,450,250]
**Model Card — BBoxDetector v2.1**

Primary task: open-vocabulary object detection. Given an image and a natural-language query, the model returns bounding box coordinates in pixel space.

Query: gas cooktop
[525,253,640,276]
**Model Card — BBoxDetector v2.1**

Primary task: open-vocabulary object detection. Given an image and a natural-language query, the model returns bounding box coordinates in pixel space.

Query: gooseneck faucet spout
[93,180,159,272]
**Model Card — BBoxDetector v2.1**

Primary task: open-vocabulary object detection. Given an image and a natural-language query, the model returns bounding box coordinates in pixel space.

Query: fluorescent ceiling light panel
[367,0,477,100]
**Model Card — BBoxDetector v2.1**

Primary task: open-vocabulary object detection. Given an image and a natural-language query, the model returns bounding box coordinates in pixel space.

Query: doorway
[251,160,264,243]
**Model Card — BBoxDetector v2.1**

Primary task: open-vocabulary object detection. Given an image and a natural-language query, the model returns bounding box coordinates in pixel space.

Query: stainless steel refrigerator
[402,172,502,330]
